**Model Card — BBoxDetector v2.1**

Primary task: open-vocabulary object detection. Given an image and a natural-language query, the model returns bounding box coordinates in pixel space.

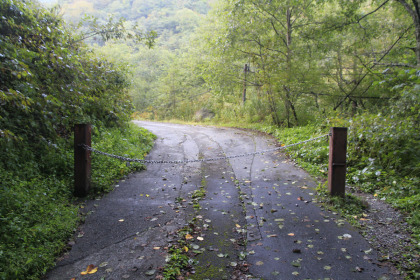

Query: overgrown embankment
[0,1,155,279]
[0,123,155,280]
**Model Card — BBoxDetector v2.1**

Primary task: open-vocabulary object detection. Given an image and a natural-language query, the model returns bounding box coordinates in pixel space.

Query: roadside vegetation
[0,0,155,279]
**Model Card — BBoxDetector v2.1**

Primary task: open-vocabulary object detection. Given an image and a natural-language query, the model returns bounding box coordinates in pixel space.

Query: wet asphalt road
[46,121,393,280]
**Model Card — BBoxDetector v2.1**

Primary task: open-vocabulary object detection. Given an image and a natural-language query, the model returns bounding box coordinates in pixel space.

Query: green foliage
[0,0,136,148]
[90,123,156,193]
[0,170,77,280]
[163,247,191,279]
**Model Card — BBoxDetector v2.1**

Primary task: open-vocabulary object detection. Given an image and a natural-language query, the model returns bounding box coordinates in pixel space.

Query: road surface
[46,121,392,280]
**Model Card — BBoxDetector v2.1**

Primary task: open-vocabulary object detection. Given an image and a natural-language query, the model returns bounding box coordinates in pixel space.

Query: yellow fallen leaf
[183,246,189,252]
[185,234,193,240]
[88,267,98,274]
[80,264,97,275]
[146,194,150,197]
[235,224,241,228]
[374,193,378,197]
[288,233,295,236]
[153,247,161,250]
[118,219,124,222]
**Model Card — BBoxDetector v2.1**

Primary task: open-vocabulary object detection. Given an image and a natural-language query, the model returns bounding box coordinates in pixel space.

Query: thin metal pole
[243,64,248,104]
[74,124,91,197]
[328,127,347,197]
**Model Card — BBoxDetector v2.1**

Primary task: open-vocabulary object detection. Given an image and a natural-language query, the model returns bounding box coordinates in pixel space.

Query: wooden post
[74,124,91,197]
[328,127,347,197]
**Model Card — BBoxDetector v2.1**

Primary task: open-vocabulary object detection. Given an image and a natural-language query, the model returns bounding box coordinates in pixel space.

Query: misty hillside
[57,0,211,41]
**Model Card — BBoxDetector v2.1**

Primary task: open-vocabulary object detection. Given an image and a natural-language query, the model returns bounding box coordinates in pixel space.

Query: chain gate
[75,124,346,198]
[79,134,330,165]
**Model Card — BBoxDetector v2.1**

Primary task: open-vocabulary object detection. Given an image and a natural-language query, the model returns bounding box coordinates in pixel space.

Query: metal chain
[80,134,330,164]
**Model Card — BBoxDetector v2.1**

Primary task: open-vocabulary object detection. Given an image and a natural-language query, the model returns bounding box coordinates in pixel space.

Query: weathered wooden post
[74,124,91,197]
[328,127,347,197]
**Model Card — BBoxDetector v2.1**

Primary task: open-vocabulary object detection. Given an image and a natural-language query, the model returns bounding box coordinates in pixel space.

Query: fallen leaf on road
[343,233,352,239]
[364,248,372,254]
[354,266,364,272]
[185,234,193,240]
[80,264,98,275]
[99,262,108,267]
[256,261,264,266]
[118,219,124,222]
[145,270,156,276]
[288,233,295,236]
[292,261,301,267]
[196,236,204,241]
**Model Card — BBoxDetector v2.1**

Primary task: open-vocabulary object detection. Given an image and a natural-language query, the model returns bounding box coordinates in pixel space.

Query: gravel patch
[350,188,419,279]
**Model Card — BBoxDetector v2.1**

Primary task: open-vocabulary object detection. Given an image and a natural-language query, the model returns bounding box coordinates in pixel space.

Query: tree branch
[333,26,412,110]
[326,0,390,31]
[373,62,417,67]
[357,0,390,23]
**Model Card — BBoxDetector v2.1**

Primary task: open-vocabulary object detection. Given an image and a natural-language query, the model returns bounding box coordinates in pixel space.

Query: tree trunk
[283,85,299,126]
[398,0,420,66]
[267,90,281,126]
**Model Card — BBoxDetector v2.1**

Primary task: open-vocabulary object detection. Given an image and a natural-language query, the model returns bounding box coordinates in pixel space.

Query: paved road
[46,121,392,280]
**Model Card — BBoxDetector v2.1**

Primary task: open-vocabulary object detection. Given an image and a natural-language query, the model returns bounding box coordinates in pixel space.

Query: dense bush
[0,0,133,148]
